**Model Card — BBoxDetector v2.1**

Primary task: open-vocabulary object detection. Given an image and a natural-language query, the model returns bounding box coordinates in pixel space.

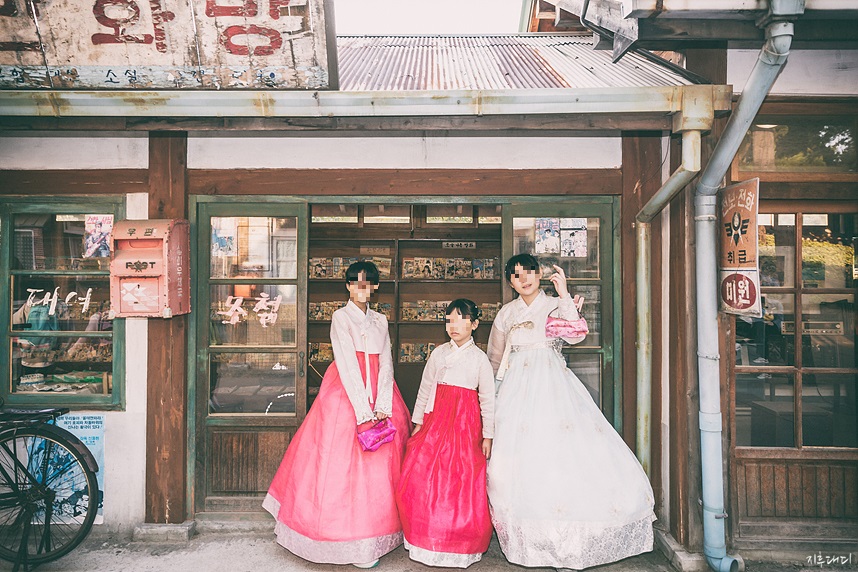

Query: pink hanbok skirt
[263,352,411,564]
[396,384,492,568]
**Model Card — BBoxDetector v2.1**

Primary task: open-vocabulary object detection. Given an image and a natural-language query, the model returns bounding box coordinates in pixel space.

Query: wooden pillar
[621,131,666,512]
[146,132,189,523]
[669,47,729,551]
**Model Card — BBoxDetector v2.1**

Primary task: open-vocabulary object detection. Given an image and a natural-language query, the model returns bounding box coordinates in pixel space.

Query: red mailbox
[110,219,190,318]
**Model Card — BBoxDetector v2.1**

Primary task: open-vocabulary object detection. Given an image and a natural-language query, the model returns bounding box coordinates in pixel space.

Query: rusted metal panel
[0,0,333,89]
[336,35,694,91]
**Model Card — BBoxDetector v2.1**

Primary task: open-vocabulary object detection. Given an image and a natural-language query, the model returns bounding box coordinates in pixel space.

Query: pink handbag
[545,308,589,341]
[357,418,396,452]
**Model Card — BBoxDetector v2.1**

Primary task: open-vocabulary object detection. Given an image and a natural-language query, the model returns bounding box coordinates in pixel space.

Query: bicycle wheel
[0,424,98,566]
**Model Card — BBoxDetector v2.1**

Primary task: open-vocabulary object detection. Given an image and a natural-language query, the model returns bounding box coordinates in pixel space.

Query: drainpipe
[693,8,798,572]
[636,129,701,476]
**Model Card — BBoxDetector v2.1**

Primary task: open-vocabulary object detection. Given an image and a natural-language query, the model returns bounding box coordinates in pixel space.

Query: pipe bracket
[699,410,722,432]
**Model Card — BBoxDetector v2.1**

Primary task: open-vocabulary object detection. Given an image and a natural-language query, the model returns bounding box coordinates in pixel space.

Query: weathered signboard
[0,0,335,89]
[719,177,762,318]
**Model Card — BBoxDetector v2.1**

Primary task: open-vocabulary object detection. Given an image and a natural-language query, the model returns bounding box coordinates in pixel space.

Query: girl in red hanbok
[264,261,411,568]
[396,298,495,568]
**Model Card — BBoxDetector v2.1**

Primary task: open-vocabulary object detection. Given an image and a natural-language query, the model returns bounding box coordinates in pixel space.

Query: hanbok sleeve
[330,312,376,425]
[374,321,394,416]
[487,311,506,377]
[555,294,586,345]
[477,354,495,439]
[411,350,439,426]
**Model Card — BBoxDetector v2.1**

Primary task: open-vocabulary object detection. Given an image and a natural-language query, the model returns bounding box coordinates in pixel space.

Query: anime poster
[56,414,105,524]
[560,218,588,258]
[534,218,560,254]
[83,215,114,258]
[211,217,238,257]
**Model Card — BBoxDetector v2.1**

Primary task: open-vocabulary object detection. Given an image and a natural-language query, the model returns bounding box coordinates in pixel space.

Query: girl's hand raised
[411,424,422,436]
[481,438,492,459]
[550,265,569,298]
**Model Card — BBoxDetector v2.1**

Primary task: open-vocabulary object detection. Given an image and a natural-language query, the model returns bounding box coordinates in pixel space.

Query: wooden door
[729,202,858,548]
[503,199,622,428]
[192,199,308,513]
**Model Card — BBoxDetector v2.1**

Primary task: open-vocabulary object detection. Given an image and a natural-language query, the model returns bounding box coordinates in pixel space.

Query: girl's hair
[446,298,482,322]
[345,260,380,285]
[504,253,540,283]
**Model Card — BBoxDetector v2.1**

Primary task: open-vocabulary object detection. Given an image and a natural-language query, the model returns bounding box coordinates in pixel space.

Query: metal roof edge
[0,86,731,119]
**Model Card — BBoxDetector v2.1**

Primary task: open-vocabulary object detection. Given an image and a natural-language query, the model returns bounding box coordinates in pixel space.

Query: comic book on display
[535,218,560,255]
[414,258,434,279]
[83,215,114,258]
[399,342,437,363]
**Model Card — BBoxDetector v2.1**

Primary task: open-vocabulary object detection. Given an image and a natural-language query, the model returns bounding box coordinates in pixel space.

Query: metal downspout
[693,17,796,572]
[635,130,701,476]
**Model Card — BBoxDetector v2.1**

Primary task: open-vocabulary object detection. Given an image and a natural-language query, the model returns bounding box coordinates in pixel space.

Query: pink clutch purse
[357,418,396,452]
[545,308,589,341]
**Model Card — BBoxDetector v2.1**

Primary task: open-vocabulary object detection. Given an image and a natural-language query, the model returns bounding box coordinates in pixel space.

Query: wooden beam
[146,132,190,524]
[0,170,148,195]
[0,114,675,132]
[189,168,623,197]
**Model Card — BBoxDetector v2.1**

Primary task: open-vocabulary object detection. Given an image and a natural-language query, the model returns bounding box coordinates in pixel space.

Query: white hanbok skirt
[487,342,655,570]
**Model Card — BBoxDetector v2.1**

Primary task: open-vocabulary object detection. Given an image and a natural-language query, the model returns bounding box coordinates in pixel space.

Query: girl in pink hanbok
[487,253,655,570]
[264,261,411,568]
[396,299,495,568]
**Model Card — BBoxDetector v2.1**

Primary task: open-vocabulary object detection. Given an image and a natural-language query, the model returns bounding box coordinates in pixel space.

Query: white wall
[0,133,148,170]
[728,49,858,96]
[187,135,622,169]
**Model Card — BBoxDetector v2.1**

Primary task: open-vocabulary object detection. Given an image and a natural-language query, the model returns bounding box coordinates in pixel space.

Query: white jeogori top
[330,300,394,425]
[487,290,582,378]
[411,337,496,439]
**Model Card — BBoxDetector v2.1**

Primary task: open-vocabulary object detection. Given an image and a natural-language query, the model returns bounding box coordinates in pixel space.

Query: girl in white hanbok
[486,253,655,570]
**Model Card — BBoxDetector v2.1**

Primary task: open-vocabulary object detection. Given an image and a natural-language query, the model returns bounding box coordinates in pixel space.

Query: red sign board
[719,178,762,317]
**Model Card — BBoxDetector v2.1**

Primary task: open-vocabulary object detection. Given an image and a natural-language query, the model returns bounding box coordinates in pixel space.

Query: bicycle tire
[0,424,98,566]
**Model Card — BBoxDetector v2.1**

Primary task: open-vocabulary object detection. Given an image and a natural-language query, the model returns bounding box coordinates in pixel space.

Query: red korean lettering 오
[206,0,257,17]
[221,25,281,56]
[267,0,292,19]
[92,0,154,47]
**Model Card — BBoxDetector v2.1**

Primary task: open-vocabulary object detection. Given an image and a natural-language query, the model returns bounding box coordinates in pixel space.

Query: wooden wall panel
[0,170,148,195]
[210,432,258,493]
[737,459,858,531]
[189,169,623,197]
[256,431,292,491]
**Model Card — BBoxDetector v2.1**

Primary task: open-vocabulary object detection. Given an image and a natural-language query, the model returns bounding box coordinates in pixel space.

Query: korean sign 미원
[719,178,762,318]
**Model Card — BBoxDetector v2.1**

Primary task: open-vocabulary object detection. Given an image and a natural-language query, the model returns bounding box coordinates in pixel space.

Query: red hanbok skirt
[396,384,492,568]
[263,352,411,564]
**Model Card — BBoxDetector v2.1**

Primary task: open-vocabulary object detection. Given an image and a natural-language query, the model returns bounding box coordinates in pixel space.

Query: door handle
[299,351,305,377]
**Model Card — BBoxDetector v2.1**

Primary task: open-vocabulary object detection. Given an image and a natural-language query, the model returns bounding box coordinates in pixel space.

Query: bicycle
[0,402,99,572]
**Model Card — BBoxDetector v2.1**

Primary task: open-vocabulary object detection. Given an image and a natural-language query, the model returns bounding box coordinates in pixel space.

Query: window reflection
[735,294,795,367]
[801,373,857,448]
[210,353,297,414]
[211,217,298,279]
[735,373,795,447]
[801,213,856,289]
[210,284,297,346]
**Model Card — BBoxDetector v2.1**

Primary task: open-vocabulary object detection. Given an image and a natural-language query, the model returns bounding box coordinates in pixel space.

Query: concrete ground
[0,527,852,572]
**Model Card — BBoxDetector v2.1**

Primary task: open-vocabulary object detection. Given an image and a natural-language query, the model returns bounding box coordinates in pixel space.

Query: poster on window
[719,178,762,318]
[83,215,114,258]
[56,414,105,524]
[534,218,560,254]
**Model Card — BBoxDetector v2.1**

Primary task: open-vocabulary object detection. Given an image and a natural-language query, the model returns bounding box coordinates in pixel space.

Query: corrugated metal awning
[337,35,695,91]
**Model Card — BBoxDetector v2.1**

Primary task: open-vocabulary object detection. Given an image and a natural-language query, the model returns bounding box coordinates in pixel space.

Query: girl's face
[509,264,541,297]
[445,309,477,346]
[346,271,378,304]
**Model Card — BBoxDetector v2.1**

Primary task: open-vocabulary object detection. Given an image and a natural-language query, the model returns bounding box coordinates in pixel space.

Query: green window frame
[0,196,126,409]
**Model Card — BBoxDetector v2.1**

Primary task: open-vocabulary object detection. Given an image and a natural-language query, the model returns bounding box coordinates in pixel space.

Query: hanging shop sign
[719,178,762,318]
[0,0,334,89]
